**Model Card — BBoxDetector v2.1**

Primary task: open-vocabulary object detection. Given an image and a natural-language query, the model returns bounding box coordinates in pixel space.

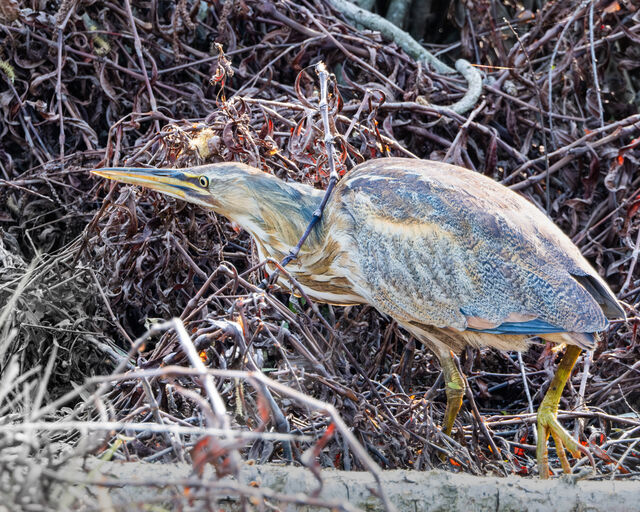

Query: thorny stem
[56,29,65,169]
[574,349,593,439]
[517,351,537,444]
[122,0,160,132]
[279,62,340,269]
[589,1,605,128]
[546,1,591,149]
[503,17,551,213]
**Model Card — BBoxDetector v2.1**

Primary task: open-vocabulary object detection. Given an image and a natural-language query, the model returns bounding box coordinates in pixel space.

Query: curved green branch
[327,0,483,114]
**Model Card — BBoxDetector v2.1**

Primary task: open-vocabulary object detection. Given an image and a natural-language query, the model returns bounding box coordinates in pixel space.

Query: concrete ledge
[48,459,640,511]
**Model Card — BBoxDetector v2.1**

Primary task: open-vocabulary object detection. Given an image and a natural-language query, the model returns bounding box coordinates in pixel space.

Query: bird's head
[91,165,240,212]
[91,162,291,225]
[91,163,324,256]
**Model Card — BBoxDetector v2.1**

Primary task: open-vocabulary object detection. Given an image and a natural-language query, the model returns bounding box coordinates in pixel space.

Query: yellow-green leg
[438,350,466,436]
[536,344,590,478]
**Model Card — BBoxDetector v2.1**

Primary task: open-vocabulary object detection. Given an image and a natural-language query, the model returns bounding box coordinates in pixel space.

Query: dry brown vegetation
[1,0,639,510]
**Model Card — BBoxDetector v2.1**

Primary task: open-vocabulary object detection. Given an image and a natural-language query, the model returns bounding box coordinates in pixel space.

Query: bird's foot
[536,406,593,478]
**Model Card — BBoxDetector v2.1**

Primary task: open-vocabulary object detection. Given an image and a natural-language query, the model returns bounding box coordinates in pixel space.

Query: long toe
[536,407,589,478]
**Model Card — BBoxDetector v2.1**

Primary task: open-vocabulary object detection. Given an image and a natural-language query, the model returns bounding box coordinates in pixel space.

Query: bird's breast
[253,226,365,306]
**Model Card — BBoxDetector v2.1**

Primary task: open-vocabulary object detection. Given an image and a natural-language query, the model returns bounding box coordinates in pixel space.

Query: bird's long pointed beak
[91,167,211,206]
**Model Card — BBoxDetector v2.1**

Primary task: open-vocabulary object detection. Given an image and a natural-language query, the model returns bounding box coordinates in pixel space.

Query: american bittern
[93,157,625,477]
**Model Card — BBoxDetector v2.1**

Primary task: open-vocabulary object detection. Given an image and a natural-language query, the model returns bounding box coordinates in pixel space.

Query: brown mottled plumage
[92,157,625,477]
[322,159,622,351]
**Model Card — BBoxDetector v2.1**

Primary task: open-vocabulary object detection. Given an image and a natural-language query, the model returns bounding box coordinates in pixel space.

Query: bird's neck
[209,164,363,306]
[209,165,325,259]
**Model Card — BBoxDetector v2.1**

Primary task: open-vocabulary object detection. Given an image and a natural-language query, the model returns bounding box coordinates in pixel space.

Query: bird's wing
[331,158,622,336]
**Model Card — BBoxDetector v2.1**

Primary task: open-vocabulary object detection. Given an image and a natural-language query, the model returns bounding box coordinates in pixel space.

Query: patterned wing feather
[330,158,621,337]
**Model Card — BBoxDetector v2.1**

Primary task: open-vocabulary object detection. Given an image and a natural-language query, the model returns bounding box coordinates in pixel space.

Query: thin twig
[589,1,605,128]
[122,0,160,131]
[56,29,65,170]
[517,351,537,444]
[546,1,590,148]
[280,62,340,268]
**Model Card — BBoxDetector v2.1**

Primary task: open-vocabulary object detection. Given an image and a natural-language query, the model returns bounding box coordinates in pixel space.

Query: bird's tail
[539,331,599,350]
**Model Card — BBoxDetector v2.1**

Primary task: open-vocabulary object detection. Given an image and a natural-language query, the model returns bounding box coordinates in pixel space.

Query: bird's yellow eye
[198,176,209,187]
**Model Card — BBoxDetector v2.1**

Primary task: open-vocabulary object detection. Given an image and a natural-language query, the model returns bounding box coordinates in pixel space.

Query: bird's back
[322,158,622,342]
